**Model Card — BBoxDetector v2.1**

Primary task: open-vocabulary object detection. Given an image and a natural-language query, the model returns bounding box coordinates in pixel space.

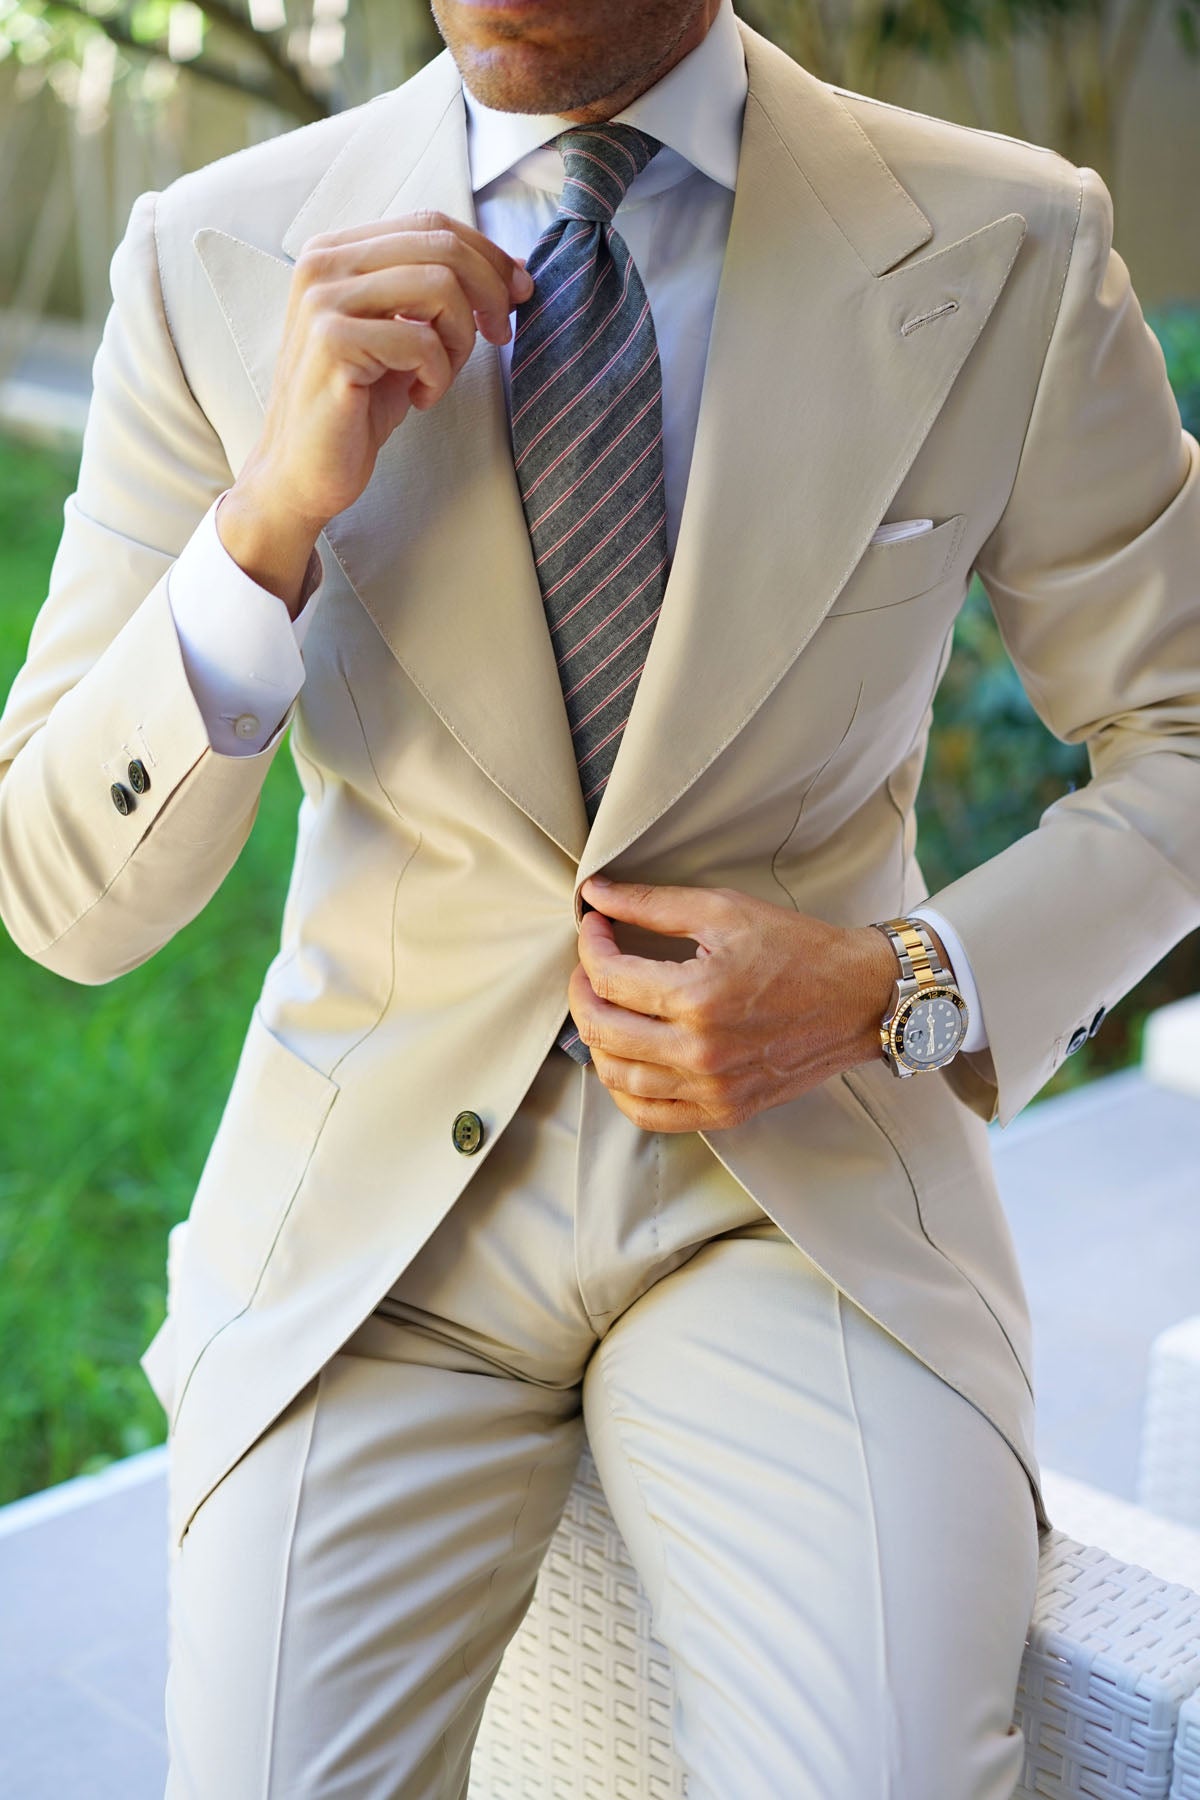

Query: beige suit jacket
[2,19,1199,1549]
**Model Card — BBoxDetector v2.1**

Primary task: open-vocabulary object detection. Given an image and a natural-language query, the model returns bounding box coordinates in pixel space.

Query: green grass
[0,433,303,1500]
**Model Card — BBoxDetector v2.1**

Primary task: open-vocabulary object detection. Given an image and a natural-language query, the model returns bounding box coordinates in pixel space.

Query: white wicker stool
[468,1447,1200,1800]
[1022,1533,1200,1798]
[1172,1690,1200,1800]
[1138,1316,1200,1530]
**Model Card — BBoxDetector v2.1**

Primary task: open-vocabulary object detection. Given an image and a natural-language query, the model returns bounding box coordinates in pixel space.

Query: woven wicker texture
[1171,1690,1200,1799]
[469,1455,1200,1799]
[468,1447,683,1800]
[1016,1530,1200,1798]
[1138,1317,1200,1531]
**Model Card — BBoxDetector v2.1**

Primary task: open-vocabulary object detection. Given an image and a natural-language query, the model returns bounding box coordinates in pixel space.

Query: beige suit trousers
[163,1048,1041,1799]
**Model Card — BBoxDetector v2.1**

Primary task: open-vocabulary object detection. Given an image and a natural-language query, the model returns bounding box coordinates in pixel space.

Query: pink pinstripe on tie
[510,122,668,1065]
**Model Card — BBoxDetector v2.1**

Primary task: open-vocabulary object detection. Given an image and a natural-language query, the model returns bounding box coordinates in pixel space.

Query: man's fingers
[298,213,531,330]
[298,231,513,347]
[331,315,455,402]
[607,1089,706,1135]
[589,1050,688,1101]
[568,964,681,1064]
[576,908,695,1016]
[593,1052,755,1133]
[317,264,482,366]
[305,210,528,288]
[402,212,535,302]
[326,232,518,341]
[581,878,737,943]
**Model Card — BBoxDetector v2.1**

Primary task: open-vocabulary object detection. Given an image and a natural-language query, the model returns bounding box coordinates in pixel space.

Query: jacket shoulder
[151,93,386,259]
[830,83,1086,242]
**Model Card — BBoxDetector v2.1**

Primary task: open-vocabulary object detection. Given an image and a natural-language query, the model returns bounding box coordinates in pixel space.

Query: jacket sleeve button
[110,783,134,816]
[1088,1005,1107,1039]
[127,759,150,795]
[1066,1025,1089,1056]
[452,1111,485,1155]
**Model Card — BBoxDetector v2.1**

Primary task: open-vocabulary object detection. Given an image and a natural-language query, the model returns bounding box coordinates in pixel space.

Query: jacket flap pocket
[180,1008,340,1320]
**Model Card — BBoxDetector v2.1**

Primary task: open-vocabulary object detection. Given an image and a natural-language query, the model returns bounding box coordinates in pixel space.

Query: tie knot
[556,123,662,223]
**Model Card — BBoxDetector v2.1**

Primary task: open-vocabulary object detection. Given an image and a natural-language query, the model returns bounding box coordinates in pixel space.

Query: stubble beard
[430,0,704,118]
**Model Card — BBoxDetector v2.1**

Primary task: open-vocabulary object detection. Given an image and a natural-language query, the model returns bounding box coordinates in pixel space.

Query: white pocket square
[869,517,934,545]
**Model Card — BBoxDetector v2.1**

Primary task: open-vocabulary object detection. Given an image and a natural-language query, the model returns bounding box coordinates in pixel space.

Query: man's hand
[568,876,901,1133]
[217,211,535,612]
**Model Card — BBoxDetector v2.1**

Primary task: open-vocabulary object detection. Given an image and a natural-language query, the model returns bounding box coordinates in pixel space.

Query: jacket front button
[127,759,150,795]
[452,1110,485,1155]
[110,783,134,816]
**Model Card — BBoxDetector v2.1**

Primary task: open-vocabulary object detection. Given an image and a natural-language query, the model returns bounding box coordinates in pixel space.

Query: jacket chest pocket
[825,515,967,617]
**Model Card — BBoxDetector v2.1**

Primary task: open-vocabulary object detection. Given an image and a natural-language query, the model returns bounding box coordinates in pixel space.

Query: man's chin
[456,42,618,115]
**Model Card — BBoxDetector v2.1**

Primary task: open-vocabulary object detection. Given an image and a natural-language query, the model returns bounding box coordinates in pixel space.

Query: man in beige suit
[2,0,1199,1789]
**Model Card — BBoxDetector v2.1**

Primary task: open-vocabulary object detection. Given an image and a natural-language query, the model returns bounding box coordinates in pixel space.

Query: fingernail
[588,874,611,886]
[514,268,534,299]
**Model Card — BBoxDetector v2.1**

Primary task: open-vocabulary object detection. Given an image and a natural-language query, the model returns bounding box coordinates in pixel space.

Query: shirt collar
[461,0,746,198]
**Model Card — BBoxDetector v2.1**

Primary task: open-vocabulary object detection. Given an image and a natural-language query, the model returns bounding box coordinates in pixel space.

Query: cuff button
[110,783,134,816]
[234,714,261,741]
[127,759,150,796]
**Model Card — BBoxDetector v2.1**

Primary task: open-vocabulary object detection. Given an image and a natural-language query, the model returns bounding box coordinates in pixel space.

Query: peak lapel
[195,50,589,863]
[577,22,1026,885]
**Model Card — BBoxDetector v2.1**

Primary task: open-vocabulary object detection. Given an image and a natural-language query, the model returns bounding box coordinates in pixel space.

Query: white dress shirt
[164,0,986,1048]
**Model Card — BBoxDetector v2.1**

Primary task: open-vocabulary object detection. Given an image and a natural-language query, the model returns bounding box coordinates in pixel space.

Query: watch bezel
[882,983,970,1075]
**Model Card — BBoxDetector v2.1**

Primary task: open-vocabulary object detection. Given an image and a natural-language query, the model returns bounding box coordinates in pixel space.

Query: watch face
[899,992,967,1069]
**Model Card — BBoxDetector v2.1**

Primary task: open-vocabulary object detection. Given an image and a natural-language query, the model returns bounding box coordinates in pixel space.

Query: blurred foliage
[0,0,333,121]
[915,577,1091,908]
[739,0,1200,181]
[0,0,443,124]
[0,307,1198,1501]
[1148,305,1200,438]
[2,0,1195,195]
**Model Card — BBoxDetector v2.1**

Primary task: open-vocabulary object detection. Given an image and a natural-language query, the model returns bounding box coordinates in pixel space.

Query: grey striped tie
[510,123,669,1065]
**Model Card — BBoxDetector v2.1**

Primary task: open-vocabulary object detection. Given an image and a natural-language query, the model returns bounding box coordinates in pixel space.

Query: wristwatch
[871,917,970,1078]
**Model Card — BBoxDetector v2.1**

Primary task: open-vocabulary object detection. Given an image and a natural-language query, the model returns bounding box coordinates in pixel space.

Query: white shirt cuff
[908,906,989,1053]
[167,489,325,757]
